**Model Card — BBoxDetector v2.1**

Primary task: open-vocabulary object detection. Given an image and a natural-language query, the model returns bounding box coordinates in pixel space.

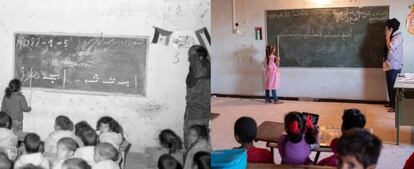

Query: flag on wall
[152,27,173,45]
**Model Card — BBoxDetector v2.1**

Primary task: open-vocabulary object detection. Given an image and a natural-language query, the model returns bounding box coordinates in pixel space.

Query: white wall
[0,0,210,152]
[212,0,414,101]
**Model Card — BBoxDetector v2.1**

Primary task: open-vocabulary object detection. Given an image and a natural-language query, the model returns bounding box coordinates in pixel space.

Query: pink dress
[264,55,280,90]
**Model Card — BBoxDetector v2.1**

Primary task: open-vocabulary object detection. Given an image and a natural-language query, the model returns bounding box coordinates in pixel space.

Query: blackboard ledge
[22,87,146,98]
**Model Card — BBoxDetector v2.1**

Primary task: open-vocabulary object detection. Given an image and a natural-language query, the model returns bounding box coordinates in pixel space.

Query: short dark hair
[75,121,94,138]
[342,109,366,132]
[337,128,382,168]
[234,116,257,143]
[0,111,11,128]
[386,18,400,32]
[78,128,97,146]
[157,154,183,169]
[58,137,79,152]
[0,151,11,169]
[94,143,119,161]
[55,115,74,131]
[96,116,123,134]
[189,125,208,139]
[189,45,208,59]
[20,164,44,169]
[24,133,41,153]
[193,151,210,169]
[62,158,91,169]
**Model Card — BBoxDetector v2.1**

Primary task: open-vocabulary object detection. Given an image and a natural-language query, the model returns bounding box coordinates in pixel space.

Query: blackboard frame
[13,32,150,97]
[264,5,390,68]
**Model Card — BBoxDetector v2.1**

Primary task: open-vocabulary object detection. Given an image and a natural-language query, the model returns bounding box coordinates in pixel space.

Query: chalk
[277,35,280,57]
[63,69,66,87]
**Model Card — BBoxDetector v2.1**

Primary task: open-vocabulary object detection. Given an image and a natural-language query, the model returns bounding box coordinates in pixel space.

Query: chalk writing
[277,28,353,40]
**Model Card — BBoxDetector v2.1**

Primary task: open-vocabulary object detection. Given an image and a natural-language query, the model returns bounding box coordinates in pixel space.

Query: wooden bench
[247,163,335,169]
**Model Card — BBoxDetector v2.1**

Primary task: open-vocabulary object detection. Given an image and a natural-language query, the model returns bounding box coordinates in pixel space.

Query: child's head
[234,116,257,144]
[96,116,123,134]
[342,109,366,133]
[157,154,183,169]
[265,44,276,56]
[0,152,11,169]
[24,133,41,154]
[62,158,91,169]
[337,128,382,169]
[159,129,183,153]
[188,125,208,146]
[55,115,74,131]
[385,18,400,34]
[93,143,118,163]
[78,127,97,146]
[57,137,79,159]
[75,121,93,138]
[0,111,12,129]
[20,164,44,169]
[193,151,210,169]
[5,79,21,98]
[284,111,317,144]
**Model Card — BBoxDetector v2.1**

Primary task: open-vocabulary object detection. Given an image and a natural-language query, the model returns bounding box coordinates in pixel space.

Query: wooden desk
[247,163,335,169]
[394,76,414,145]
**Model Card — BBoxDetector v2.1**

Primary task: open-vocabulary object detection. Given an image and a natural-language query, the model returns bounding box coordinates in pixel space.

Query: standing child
[183,125,210,169]
[1,79,31,132]
[52,137,79,169]
[278,112,318,165]
[234,116,273,163]
[14,133,50,169]
[337,128,382,169]
[318,108,366,166]
[92,143,119,169]
[96,116,124,149]
[264,45,282,104]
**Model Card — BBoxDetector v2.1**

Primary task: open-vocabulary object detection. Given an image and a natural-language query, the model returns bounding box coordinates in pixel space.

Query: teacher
[384,18,403,112]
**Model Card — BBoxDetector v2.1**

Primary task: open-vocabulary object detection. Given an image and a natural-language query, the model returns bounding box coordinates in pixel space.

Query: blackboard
[14,33,148,95]
[266,6,389,67]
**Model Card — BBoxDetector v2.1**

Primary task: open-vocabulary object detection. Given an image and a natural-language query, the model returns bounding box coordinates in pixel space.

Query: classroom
[0,0,211,169]
[211,0,414,168]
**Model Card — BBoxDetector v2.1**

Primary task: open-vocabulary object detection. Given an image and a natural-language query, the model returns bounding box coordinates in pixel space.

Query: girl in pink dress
[264,45,282,104]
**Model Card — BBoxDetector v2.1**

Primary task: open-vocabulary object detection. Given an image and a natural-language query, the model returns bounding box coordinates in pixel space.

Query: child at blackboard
[96,116,124,150]
[264,45,282,104]
[1,79,31,132]
[278,112,318,165]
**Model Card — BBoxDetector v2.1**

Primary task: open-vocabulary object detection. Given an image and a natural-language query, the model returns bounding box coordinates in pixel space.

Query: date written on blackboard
[15,34,146,49]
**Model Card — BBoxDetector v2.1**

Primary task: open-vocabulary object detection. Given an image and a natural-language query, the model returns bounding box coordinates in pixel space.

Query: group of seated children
[0,111,124,169]
[157,125,211,169]
[234,108,384,169]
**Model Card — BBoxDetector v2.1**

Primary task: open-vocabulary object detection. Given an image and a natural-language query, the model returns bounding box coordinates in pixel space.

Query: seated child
[158,154,183,169]
[337,128,382,169]
[318,108,366,166]
[184,125,210,169]
[0,151,11,169]
[14,133,50,169]
[0,111,18,147]
[234,116,273,163]
[156,129,184,165]
[52,137,79,169]
[62,158,91,169]
[96,116,124,149]
[92,143,119,169]
[193,151,210,169]
[44,116,83,155]
[278,112,318,165]
[74,122,98,166]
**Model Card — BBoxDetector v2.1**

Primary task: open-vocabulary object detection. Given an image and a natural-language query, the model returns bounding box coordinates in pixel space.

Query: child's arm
[275,56,281,66]
[19,95,31,112]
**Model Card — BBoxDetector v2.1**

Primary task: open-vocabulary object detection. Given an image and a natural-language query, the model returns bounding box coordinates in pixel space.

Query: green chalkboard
[266,6,389,67]
[14,33,148,95]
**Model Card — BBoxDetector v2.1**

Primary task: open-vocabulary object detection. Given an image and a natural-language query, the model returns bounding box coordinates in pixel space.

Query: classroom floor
[211,97,414,169]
